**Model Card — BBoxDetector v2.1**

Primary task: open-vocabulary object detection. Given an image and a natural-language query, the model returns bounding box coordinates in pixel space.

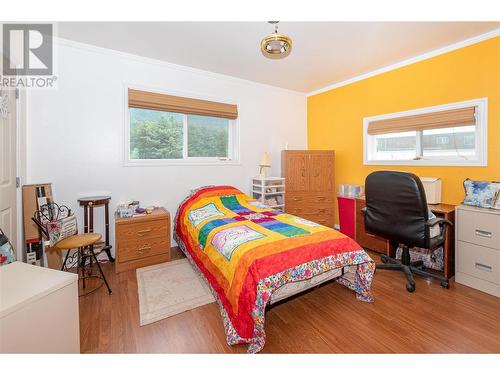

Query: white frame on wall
[363,97,488,167]
[123,84,240,166]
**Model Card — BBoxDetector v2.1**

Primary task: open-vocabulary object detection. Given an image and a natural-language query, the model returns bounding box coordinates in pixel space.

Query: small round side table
[78,196,115,262]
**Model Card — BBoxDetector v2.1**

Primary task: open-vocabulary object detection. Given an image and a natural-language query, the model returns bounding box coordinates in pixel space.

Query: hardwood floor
[79,249,500,353]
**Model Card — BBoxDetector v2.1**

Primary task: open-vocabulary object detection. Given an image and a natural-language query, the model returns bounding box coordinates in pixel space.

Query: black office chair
[362,171,453,292]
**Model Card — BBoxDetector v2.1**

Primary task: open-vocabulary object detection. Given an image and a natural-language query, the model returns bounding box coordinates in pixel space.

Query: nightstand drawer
[457,241,500,285]
[457,209,500,250]
[117,219,168,241]
[118,236,170,263]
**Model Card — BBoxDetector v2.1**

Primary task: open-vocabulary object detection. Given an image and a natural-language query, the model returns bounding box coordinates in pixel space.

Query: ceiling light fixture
[260,21,292,59]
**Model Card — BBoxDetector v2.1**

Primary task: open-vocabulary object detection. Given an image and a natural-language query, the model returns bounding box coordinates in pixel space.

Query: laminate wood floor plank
[79,249,500,354]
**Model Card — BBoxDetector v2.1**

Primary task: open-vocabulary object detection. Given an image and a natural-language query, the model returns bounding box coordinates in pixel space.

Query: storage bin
[421,177,442,204]
[395,246,444,271]
[338,184,363,198]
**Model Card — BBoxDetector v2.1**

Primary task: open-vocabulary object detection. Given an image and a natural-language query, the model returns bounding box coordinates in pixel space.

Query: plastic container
[420,177,442,204]
[338,184,363,198]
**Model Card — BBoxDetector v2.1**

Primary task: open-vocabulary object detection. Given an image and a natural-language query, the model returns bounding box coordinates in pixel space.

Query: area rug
[136,258,215,326]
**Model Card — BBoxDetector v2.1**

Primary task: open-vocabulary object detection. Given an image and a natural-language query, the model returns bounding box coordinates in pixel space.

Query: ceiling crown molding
[55,37,306,97]
[307,28,500,97]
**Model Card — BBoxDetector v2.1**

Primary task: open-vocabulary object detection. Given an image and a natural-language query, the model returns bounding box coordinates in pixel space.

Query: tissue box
[421,177,442,204]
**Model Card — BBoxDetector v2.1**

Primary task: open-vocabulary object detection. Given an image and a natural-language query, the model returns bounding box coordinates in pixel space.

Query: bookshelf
[251,176,285,211]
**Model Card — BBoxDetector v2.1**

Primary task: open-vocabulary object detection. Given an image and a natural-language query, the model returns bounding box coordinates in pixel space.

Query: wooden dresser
[281,150,335,228]
[455,205,500,297]
[115,207,171,273]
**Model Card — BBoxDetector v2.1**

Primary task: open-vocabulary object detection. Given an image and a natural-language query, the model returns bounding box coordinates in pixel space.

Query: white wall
[26,39,307,251]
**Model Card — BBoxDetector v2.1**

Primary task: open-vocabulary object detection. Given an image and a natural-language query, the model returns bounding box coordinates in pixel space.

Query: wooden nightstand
[115,207,171,273]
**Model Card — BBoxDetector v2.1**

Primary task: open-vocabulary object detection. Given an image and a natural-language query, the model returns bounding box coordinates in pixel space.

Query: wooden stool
[78,196,114,262]
[53,233,112,296]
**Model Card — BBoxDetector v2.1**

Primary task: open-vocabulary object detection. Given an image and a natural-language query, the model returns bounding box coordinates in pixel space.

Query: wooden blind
[367,106,476,135]
[128,89,238,120]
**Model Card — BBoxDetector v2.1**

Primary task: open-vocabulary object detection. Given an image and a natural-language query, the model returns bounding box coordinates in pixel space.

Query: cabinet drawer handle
[475,229,492,238]
[317,197,326,201]
[138,245,151,253]
[475,262,492,272]
[318,208,326,213]
[137,229,152,236]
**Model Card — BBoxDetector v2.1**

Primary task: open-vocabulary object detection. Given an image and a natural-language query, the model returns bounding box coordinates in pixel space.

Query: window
[126,88,238,165]
[434,136,450,145]
[372,131,417,161]
[363,98,487,166]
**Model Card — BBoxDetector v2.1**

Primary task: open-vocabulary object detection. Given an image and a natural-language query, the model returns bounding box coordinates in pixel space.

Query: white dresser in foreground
[0,262,80,353]
[455,205,500,297]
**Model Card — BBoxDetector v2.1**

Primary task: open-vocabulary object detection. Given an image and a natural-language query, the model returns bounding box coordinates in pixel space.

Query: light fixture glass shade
[261,22,292,59]
[259,152,271,167]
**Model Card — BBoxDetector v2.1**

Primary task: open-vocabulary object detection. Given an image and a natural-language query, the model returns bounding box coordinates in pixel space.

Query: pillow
[0,228,16,266]
[462,179,500,210]
[46,214,78,247]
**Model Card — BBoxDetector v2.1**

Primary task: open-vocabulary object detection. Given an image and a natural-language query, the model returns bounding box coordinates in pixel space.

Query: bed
[174,186,375,353]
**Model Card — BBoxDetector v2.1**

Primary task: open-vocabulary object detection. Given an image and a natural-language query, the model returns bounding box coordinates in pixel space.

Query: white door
[0,86,17,252]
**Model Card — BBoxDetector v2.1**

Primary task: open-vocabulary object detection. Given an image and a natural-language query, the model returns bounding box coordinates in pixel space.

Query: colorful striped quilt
[174,186,375,353]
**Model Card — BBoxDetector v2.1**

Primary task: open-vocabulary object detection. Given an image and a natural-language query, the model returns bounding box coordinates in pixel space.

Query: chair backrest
[364,171,429,248]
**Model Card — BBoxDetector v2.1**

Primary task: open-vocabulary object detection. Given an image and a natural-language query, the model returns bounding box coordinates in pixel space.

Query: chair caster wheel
[380,255,388,264]
[440,281,449,289]
[406,282,416,293]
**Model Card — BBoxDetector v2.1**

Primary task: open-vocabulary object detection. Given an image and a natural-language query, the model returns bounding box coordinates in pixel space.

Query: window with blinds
[125,88,239,164]
[363,98,488,166]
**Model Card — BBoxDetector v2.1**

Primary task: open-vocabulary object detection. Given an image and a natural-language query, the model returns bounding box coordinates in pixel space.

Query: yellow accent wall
[308,37,500,224]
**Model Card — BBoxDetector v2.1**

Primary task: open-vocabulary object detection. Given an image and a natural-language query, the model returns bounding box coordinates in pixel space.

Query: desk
[354,197,455,280]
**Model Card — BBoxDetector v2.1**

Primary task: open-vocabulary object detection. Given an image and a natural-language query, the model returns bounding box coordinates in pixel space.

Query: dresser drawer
[286,205,334,216]
[294,213,334,228]
[117,219,168,241]
[118,236,170,263]
[457,241,500,285]
[286,194,334,205]
[457,209,500,250]
[286,194,308,205]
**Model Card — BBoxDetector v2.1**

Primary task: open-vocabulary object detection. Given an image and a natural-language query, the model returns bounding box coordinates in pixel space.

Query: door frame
[15,88,26,261]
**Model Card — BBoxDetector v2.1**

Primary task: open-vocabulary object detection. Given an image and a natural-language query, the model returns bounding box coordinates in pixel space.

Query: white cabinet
[455,205,500,297]
[0,262,80,353]
[251,176,285,210]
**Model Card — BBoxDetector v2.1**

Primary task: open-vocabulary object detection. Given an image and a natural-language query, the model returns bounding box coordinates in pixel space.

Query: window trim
[123,84,240,166]
[363,98,488,167]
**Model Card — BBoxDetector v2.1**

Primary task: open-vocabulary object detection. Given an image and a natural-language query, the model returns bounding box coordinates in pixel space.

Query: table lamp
[259,152,271,178]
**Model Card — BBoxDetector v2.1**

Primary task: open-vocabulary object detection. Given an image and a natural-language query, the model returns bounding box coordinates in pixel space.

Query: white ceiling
[57,22,500,93]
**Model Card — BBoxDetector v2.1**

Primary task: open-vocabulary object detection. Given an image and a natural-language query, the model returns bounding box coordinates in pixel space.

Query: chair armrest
[426,217,453,240]
[425,217,453,227]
